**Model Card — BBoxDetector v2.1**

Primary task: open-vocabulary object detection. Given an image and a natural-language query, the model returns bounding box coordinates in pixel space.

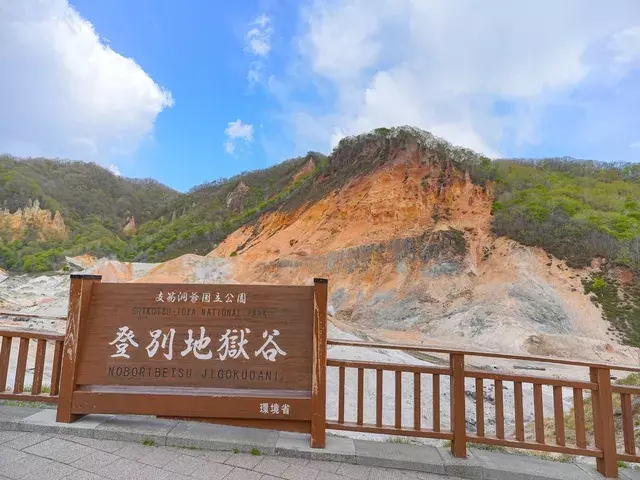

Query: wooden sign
[57,275,328,447]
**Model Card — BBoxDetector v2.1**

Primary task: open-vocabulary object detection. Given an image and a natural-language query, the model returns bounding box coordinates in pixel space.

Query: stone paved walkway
[0,430,461,480]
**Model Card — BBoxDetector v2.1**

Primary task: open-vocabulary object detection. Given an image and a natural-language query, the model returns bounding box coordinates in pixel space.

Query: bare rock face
[292,158,315,183]
[226,181,250,213]
[0,199,68,241]
[123,216,137,235]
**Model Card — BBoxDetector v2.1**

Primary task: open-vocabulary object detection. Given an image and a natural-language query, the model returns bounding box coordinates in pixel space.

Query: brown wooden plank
[13,338,29,394]
[338,366,345,424]
[326,421,453,440]
[617,453,640,463]
[0,310,67,322]
[475,378,484,437]
[326,339,640,373]
[77,283,316,390]
[395,371,402,429]
[57,274,100,423]
[414,372,421,430]
[514,381,524,441]
[357,367,364,426]
[495,379,504,439]
[31,339,47,395]
[432,374,440,432]
[0,337,12,392]
[591,367,617,478]
[612,385,640,395]
[553,385,565,447]
[465,370,597,390]
[49,340,63,397]
[376,369,383,427]
[450,353,466,458]
[311,278,328,448]
[327,359,450,375]
[572,388,587,448]
[465,434,601,458]
[533,383,544,444]
[621,393,636,456]
[0,393,58,404]
[72,390,312,419]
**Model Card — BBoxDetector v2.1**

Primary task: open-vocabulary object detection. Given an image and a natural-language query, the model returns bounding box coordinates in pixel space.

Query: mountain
[0,127,638,349]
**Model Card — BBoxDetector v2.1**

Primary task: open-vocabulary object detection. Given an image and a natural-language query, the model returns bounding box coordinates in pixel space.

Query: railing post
[57,274,101,423]
[311,278,328,448]
[590,367,618,478]
[450,353,466,458]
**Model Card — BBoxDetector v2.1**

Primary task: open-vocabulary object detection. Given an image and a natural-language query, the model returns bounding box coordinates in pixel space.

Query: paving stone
[222,467,263,480]
[367,467,426,480]
[334,463,371,480]
[471,448,595,480]
[253,457,289,476]
[167,421,278,454]
[190,461,233,480]
[224,453,262,469]
[0,448,27,467]
[57,435,127,453]
[0,433,26,445]
[1,433,49,451]
[277,432,355,462]
[162,453,207,475]
[62,471,105,480]
[20,460,77,479]
[436,447,482,479]
[137,446,181,467]
[282,463,320,480]
[70,450,119,473]
[102,458,171,480]
[111,443,155,460]
[19,410,112,438]
[94,416,177,446]
[0,452,52,479]
[275,456,309,466]
[315,472,352,480]
[354,440,444,475]
[198,450,232,464]
[23,437,95,464]
[306,459,340,473]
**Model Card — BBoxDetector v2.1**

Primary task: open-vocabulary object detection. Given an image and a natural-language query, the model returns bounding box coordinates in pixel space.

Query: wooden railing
[2,304,640,478]
[327,339,640,478]
[0,319,65,403]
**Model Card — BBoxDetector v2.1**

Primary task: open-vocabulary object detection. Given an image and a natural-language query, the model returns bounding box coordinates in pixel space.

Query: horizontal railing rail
[0,328,64,403]
[0,310,67,321]
[327,338,633,478]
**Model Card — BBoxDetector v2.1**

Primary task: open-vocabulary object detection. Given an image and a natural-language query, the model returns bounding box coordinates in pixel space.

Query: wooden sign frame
[56,274,328,448]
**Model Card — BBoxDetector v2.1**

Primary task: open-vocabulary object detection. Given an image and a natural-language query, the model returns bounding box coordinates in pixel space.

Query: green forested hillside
[0,152,326,271]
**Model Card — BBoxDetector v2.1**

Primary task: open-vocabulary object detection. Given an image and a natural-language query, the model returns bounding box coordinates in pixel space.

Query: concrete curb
[0,406,617,479]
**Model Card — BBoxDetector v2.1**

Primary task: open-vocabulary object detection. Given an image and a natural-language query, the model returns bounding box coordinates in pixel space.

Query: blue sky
[0,1,639,192]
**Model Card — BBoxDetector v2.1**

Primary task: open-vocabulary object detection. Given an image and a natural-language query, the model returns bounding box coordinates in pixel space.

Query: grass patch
[387,436,413,444]
[250,447,261,456]
[141,439,155,447]
[233,448,239,454]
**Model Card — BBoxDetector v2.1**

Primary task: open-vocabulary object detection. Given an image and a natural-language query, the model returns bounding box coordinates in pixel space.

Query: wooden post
[450,353,466,458]
[57,274,101,423]
[310,278,328,448]
[590,367,618,478]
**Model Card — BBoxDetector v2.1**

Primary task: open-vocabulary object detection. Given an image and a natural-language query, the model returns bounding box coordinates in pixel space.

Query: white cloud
[0,0,173,161]
[631,141,640,149]
[224,119,254,154]
[245,14,273,85]
[107,164,121,176]
[285,0,640,156]
[246,15,272,56]
[611,26,640,65]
